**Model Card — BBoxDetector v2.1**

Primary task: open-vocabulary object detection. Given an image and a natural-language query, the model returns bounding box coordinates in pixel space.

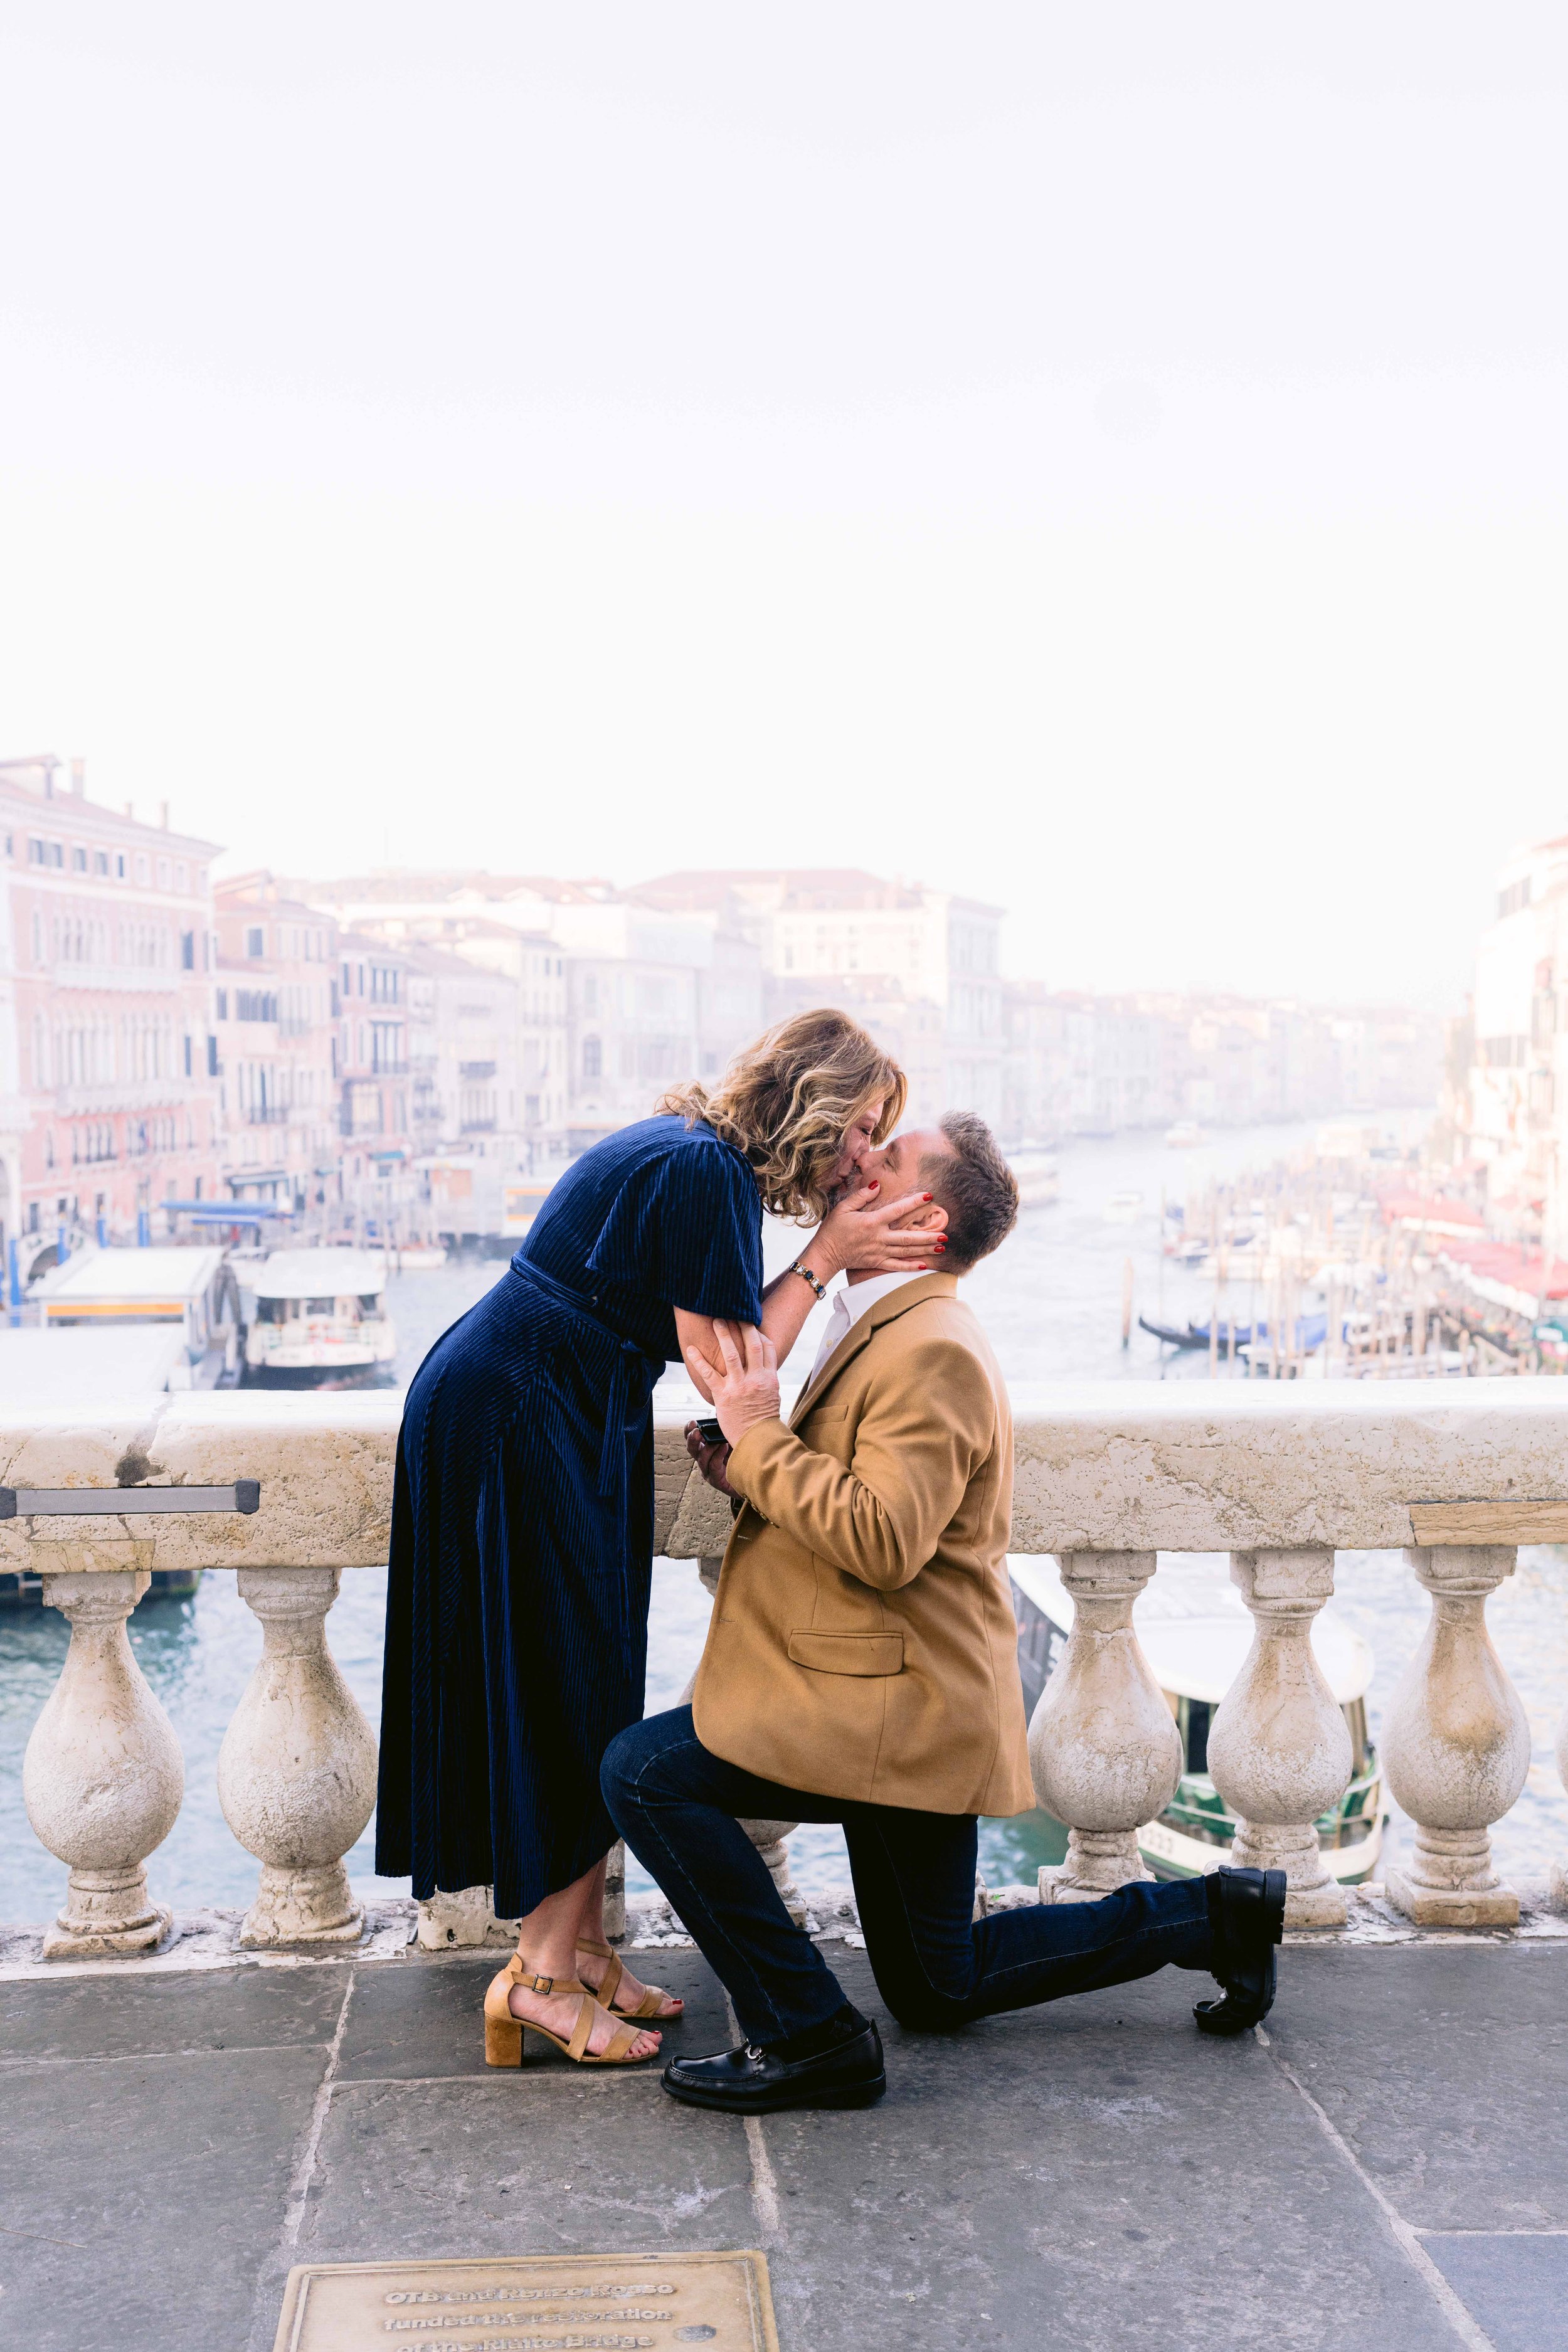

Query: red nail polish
[923,1193,933,1202]
[868,1179,879,1189]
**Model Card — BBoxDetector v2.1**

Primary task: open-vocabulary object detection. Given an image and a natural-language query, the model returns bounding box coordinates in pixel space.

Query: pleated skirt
[375,1264,657,1919]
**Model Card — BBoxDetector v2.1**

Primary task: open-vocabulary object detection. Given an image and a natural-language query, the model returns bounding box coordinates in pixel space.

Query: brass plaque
[272,2249,779,2352]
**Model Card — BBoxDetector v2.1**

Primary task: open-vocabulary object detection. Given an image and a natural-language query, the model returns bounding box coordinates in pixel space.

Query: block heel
[482,1956,657,2069]
[484,2011,525,2068]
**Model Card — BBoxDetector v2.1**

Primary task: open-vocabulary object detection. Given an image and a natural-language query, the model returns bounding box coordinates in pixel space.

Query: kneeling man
[602,1112,1284,2113]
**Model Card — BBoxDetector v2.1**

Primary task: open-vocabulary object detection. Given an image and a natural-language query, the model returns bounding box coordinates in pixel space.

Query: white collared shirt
[805,1269,931,1389]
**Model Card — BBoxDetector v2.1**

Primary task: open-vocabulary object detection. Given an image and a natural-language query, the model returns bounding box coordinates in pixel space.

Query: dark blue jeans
[601,1707,1215,2048]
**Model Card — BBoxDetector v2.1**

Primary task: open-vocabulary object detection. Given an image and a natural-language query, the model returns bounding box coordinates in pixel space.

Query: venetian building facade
[403,941,522,1157]
[1463,833,1568,1258]
[0,755,221,1254]
[213,874,341,1212]
[291,878,573,1169]
[336,931,416,1214]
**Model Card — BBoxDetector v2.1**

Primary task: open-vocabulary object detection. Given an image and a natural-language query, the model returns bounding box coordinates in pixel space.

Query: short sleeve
[585,1138,763,1325]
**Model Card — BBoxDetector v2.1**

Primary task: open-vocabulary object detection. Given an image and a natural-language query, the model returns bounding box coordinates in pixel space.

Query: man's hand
[684,1420,737,1497]
[683,1319,780,1448]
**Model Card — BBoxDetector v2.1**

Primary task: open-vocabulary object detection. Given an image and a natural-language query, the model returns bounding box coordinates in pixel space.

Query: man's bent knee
[598,1724,641,1814]
[600,1705,696,1816]
[881,1986,971,2034]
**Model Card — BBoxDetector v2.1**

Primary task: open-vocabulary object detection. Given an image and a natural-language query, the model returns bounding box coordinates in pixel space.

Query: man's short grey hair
[921,1111,1019,1271]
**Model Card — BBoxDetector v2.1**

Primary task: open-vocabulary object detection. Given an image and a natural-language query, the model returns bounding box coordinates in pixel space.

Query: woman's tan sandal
[483,1957,654,2068]
[577,1934,681,2022]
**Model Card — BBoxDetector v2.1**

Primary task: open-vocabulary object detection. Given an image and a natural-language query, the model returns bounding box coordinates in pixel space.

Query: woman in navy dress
[377,1010,942,2067]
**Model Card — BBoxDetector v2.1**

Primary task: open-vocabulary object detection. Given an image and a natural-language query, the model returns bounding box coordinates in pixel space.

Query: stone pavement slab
[0,1956,347,2063]
[298,2074,754,2270]
[1266,1942,1568,2232]
[1,2044,327,2352]
[1421,2234,1568,2352]
[758,1951,1457,2352]
[2,1939,1566,2352]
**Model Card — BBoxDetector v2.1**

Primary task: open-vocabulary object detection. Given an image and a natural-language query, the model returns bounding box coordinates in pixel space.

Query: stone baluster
[23,1565,184,1959]
[603,1839,627,1942]
[1207,1547,1351,1928]
[217,1567,378,1947]
[1030,1551,1182,1902]
[416,1885,507,1950]
[1383,1546,1529,1927]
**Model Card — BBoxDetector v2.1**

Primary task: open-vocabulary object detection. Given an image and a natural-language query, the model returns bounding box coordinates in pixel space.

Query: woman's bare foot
[576,1944,684,2021]
[506,1977,661,2060]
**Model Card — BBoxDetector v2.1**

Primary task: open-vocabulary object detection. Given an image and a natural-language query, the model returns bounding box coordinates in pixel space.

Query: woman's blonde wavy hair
[659,1009,906,1221]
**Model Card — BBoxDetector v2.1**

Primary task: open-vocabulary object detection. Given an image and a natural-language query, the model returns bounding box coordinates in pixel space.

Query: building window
[181,930,195,970]
[115,854,125,879]
[183,1034,193,1077]
[175,862,188,891]
[135,854,149,884]
[215,988,228,1019]
[246,926,265,958]
[206,1036,219,1078]
[582,1036,602,1080]
[157,857,171,888]
[93,849,108,876]
[71,845,87,872]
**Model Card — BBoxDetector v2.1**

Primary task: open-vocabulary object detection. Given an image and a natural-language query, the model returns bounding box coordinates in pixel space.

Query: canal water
[4,1112,1565,1921]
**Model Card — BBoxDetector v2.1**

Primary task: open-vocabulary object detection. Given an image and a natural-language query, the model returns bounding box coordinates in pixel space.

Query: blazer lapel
[787,1271,958,1428]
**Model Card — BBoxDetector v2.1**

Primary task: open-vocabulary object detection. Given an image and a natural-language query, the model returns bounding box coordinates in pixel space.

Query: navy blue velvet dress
[376,1116,764,1919]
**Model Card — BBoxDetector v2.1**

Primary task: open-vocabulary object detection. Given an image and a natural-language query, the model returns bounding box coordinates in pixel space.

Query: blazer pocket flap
[787,1631,904,1677]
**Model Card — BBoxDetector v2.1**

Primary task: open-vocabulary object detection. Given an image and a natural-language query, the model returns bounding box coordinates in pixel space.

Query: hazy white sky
[1,5,1564,1008]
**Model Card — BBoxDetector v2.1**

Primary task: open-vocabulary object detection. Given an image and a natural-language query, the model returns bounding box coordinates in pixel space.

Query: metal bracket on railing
[0,1481,261,1520]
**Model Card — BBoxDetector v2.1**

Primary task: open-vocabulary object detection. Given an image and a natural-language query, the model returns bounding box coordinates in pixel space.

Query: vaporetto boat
[1010,1552,1385,1884]
[243,1248,398,1387]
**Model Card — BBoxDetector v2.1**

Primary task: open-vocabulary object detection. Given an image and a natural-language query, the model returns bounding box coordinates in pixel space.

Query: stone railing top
[0,1391,400,1574]
[7,1378,1568,1572]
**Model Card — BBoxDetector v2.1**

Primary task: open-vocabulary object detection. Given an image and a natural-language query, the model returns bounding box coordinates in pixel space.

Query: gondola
[1136,1315,1207,1350]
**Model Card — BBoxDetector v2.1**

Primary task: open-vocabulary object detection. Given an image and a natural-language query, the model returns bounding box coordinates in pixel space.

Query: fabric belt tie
[510,1258,657,1496]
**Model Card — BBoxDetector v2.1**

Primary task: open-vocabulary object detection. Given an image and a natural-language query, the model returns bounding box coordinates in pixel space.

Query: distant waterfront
[5,1108,1565,1919]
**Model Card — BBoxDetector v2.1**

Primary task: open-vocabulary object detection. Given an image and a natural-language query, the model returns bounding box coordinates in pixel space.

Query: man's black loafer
[1194,1865,1288,2036]
[662,2023,886,2114]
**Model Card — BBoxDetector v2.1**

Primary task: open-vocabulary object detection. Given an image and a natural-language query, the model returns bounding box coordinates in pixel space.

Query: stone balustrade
[11,1380,1568,1953]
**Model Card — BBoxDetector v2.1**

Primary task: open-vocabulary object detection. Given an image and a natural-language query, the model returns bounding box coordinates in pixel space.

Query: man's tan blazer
[692,1270,1034,1818]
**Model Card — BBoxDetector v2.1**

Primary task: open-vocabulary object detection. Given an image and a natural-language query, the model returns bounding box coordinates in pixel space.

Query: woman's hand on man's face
[684,1320,780,1448]
[813,1180,949,1276]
